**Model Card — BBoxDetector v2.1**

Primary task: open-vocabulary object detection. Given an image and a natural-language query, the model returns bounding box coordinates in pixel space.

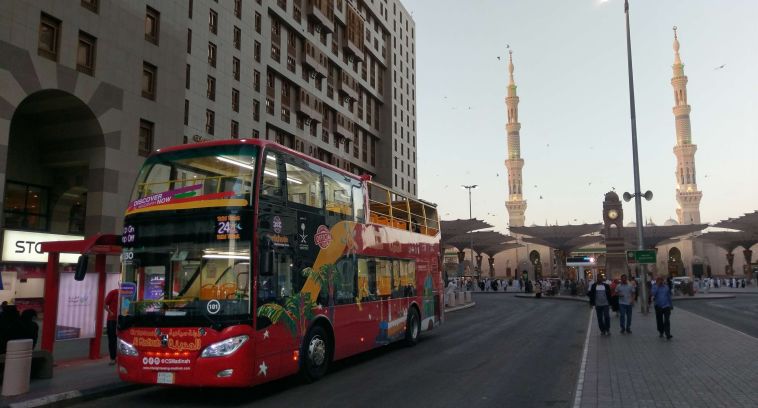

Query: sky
[404,0,758,233]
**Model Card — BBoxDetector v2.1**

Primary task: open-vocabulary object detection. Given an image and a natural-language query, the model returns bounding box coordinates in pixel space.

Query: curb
[672,294,735,300]
[444,302,476,313]
[3,382,143,408]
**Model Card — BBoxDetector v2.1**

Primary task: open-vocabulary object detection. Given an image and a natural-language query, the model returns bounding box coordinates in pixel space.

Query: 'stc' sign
[2,230,82,263]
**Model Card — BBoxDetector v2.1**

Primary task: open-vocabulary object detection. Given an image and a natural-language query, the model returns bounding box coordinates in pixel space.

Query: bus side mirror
[74,254,89,281]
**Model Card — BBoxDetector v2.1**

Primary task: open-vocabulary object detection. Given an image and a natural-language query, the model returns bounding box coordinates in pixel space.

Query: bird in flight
[714,64,726,70]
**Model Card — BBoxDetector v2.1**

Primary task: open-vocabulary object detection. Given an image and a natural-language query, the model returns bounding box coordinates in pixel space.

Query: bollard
[2,339,33,397]
[464,291,472,303]
[455,291,465,306]
[446,292,456,307]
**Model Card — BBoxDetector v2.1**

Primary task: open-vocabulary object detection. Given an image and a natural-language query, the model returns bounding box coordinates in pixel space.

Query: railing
[366,181,439,236]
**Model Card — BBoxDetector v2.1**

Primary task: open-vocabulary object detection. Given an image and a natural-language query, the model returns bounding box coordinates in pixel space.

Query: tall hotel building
[0,0,416,301]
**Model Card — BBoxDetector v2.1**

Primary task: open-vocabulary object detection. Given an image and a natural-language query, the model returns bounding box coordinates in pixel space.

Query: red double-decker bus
[115,139,442,387]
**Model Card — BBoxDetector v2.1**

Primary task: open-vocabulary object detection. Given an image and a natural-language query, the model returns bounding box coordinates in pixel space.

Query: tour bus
[115,139,443,387]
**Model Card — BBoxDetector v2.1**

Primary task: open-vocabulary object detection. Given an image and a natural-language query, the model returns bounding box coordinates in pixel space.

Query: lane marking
[573,308,594,408]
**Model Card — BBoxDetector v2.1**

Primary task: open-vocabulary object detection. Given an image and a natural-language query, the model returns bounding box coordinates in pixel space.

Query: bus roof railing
[366,181,439,237]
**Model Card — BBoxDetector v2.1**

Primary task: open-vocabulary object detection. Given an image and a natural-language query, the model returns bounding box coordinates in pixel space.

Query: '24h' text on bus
[116,139,443,387]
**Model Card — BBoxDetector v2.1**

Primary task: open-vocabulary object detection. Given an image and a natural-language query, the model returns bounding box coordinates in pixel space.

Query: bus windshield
[128,144,257,213]
[120,211,253,327]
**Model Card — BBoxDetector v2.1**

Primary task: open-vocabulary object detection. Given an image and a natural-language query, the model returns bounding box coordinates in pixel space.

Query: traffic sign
[627,250,656,264]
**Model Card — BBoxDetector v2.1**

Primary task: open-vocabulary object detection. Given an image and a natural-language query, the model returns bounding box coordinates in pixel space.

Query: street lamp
[622,0,650,314]
[462,185,478,278]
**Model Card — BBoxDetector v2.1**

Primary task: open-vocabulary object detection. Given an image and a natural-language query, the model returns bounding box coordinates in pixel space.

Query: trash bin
[2,339,33,396]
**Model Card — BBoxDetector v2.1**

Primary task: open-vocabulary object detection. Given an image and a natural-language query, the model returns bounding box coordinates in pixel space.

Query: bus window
[352,184,365,223]
[284,161,323,209]
[323,170,352,219]
[406,261,417,297]
[391,260,401,298]
[376,259,391,297]
[261,153,283,199]
[357,258,377,302]
[334,257,356,305]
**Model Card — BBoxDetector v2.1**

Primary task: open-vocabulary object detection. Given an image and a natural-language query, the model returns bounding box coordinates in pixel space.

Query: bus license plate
[156,372,174,384]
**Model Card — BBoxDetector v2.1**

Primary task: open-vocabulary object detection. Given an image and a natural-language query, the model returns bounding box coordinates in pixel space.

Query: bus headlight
[118,338,139,356]
[200,335,249,358]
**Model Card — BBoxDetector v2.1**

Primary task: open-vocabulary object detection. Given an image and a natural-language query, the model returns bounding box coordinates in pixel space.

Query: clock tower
[603,191,626,279]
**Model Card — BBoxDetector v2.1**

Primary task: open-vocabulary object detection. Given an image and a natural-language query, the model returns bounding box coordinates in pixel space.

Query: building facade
[0,0,416,307]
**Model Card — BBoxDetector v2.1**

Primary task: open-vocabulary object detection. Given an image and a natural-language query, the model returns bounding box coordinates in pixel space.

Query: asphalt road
[76,294,588,408]
[676,294,758,338]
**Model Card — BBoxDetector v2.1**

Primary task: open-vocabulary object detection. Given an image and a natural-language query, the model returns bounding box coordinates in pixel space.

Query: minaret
[505,49,527,227]
[671,27,702,224]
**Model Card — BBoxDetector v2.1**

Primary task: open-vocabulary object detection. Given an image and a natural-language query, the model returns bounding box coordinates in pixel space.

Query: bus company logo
[272,216,283,234]
[314,225,332,249]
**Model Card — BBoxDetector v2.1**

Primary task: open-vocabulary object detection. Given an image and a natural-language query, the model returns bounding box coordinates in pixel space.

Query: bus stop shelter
[39,234,122,360]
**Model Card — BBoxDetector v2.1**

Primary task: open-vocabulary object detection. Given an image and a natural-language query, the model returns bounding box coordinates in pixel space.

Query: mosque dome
[626,221,636,227]
[664,218,679,226]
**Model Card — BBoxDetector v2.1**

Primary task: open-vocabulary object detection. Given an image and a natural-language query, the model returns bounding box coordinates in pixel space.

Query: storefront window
[3,182,49,231]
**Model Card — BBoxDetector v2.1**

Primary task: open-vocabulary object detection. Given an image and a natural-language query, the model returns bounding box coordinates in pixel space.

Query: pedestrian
[19,309,39,348]
[651,276,673,340]
[104,288,120,365]
[588,276,612,336]
[616,274,636,334]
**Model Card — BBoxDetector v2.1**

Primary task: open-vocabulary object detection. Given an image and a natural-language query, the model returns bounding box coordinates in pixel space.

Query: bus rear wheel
[404,308,421,346]
[301,325,330,382]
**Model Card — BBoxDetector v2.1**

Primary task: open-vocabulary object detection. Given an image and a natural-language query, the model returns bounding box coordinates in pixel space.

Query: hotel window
[255,12,262,33]
[271,45,280,63]
[3,182,52,232]
[81,0,98,13]
[253,100,260,121]
[234,0,242,18]
[145,6,160,45]
[234,26,241,50]
[231,120,239,139]
[266,98,274,115]
[254,41,261,62]
[187,29,192,54]
[206,110,215,135]
[139,119,154,157]
[188,0,193,18]
[232,88,240,112]
[208,42,217,67]
[185,64,190,89]
[233,57,240,80]
[184,99,189,125]
[207,75,216,100]
[76,31,96,76]
[253,70,260,92]
[209,9,218,34]
[38,13,61,61]
[142,62,157,100]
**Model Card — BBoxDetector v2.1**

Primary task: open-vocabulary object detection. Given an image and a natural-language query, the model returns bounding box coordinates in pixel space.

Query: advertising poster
[56,272,98,340]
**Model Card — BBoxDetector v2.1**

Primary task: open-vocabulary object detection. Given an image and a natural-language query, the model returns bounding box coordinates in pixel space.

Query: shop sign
[2,230,83,263]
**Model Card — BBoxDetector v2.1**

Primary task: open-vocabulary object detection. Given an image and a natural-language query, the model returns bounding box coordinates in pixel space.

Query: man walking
[616,274,636,334]
[651,276,673,340]
[588,276,612,336]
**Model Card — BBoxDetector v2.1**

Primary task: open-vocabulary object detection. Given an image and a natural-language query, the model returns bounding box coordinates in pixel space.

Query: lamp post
[622,0,650,314]
[462,185,478,278]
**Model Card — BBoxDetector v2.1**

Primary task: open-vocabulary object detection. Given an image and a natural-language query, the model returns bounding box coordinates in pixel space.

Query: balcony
[306,0,334,33]
[303,42,328,78]
[338,72,359,101]
[297,89,323,122]
[343,38,364,62]
[335,113,354,140]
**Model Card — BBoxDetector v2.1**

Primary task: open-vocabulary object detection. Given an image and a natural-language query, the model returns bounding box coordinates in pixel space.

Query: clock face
[608,209,619,220]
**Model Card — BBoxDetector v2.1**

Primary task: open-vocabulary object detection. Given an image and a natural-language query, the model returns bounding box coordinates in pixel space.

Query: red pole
[41,252,60,354]
[90,254,107,359]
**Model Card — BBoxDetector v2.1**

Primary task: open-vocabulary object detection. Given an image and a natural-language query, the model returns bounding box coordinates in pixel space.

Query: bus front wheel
[404,307,421,346]
[301,325,331,382]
